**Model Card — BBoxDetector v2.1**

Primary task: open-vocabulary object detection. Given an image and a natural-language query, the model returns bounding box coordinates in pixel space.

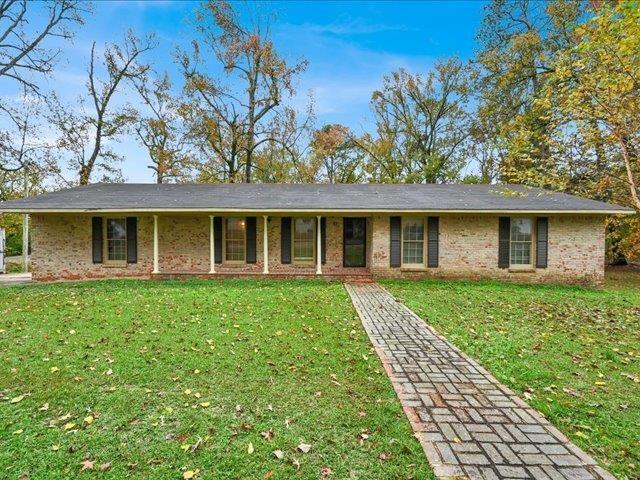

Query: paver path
[346,283,614,480]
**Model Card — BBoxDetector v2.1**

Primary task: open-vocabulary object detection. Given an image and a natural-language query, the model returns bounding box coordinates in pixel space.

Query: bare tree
[48,30,156,185]
[133,72,191,183]
[0,0,87,94]
[178,0,308,183]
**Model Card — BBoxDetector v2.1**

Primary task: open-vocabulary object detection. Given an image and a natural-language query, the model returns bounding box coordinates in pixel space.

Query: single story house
[0,183,633,285]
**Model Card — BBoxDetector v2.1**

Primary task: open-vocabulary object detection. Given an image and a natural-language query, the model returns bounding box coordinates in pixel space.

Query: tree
[48,30,155,185]
[133,72,192,183]
[0,0,86,94]
[367,58,474,183]
[177,0,308,183]
[475,0,584,188]
[547,2,640,211]
[310,124,364,183]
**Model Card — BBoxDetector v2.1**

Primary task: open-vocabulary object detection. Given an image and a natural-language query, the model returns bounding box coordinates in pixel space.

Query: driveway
[346,283,613,480]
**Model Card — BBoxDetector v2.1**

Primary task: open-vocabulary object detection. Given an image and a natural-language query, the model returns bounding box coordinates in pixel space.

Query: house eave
[0,207,634,215]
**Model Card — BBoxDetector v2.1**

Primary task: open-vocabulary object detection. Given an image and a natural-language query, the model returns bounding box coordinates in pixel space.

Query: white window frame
[104,217,127,264]
[292,217,316,265]
[509,217,535,269]
[401,217,426,268]
[224,217,246,264]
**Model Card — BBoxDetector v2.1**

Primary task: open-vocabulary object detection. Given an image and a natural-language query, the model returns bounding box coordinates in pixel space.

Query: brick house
[0,183,632,285]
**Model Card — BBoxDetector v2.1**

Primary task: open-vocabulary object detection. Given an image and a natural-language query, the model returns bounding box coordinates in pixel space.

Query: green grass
[382,272,640,479]
[0,280,433,480]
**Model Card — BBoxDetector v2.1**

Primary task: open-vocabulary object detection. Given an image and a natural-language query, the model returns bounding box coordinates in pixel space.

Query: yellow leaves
[247,442,254,454]
[184,389,192,395]
[10,395,24,403]
[193,369,201,375]
[199,402,210,408]
[63,422,76,431]
[51,444,60,451]
[183,468,200,479]
[50,366,60,373]
[84,415,94,425]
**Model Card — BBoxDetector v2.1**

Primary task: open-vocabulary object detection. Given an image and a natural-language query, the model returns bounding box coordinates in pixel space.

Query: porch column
[153,215,159,274]
[262,215,269,274]
[316,215,322,275]
[209,215,216,274]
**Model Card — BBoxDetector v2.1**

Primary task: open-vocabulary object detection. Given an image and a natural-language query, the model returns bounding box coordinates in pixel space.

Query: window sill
[400,266,427,272]
[508,267,536,273]
[103,262,128,268]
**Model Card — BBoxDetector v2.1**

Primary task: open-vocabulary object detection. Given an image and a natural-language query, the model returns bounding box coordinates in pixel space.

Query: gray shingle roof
[0,183,633,214]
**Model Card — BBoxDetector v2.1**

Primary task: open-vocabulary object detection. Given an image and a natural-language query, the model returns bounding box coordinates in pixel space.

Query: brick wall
[30,213,605,285]
[371,214,605,286]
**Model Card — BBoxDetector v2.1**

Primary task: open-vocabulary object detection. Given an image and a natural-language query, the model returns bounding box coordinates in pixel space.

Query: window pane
[226,218,246,262]
[402,218,424,265]
[293,218,314,262]
[107,218,126,261]
[511,218,532,242]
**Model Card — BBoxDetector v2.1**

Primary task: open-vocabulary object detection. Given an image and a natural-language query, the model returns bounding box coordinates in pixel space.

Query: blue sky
[1,0,487,182]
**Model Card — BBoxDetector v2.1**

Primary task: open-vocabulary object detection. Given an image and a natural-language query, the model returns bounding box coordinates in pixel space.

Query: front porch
[149,214,373,279]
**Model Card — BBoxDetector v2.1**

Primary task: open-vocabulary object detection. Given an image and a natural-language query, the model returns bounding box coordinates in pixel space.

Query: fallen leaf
[264,471,274,479]
[247,442,254,454]
[272,450,284,460]
[10,395,24,403]
[200,402,210,408]
[99,462,111,472]
[80,459,94,471]
[183,470,196,479]
[321,466,333,477]
[50,366,60,373]
[562,387,582,397]
[298,443,311,453]
[260,428,273,441]
[84,415,94,425]
[13,429,23,435]
[39,403,49,411]
[378,452,392,461]
[63,422,76,431]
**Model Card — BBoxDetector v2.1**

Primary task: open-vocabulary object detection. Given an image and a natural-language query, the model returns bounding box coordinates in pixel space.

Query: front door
[343,218,366,267]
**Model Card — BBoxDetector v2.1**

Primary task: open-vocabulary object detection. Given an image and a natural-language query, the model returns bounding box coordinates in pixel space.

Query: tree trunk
[618,132,640,211]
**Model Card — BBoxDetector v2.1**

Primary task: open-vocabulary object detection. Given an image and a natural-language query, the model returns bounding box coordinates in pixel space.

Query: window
[293,218,315,263]
[106,218,127,262]
[510,218,533,266]
[402,218,424,266]
[225,217,246,262]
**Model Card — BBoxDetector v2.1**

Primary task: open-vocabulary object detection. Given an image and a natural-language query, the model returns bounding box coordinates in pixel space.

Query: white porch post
[316,215,322,275]
[209,215,216,274]
[153,215,159,274]
[262,215,269,274]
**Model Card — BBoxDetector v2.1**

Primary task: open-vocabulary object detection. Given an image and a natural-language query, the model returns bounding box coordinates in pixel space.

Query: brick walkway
[346,283,614,480]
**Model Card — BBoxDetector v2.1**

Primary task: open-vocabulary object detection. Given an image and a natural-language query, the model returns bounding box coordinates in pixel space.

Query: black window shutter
[126,217,137,264]
[427,216,439,268]
[214,217,222,264]
[92,217,103,264]
[320,217,326,264]
[281,217,291,264]
[246,217,257,263]
[536,217,548,269]
[390,216,401,268]
[498,217,511,269]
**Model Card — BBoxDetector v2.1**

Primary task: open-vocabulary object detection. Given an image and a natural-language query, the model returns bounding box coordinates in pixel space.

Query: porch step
[153,272,375,283]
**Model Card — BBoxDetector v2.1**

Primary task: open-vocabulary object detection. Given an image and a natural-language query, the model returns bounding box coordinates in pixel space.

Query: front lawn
[382,272,640,479]
[0,280,433,479]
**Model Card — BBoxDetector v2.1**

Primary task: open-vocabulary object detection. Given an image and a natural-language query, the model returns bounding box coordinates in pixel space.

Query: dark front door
[343,218,366,267]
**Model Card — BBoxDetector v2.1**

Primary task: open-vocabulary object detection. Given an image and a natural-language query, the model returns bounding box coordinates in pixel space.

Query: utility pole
[22,163,29,273]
